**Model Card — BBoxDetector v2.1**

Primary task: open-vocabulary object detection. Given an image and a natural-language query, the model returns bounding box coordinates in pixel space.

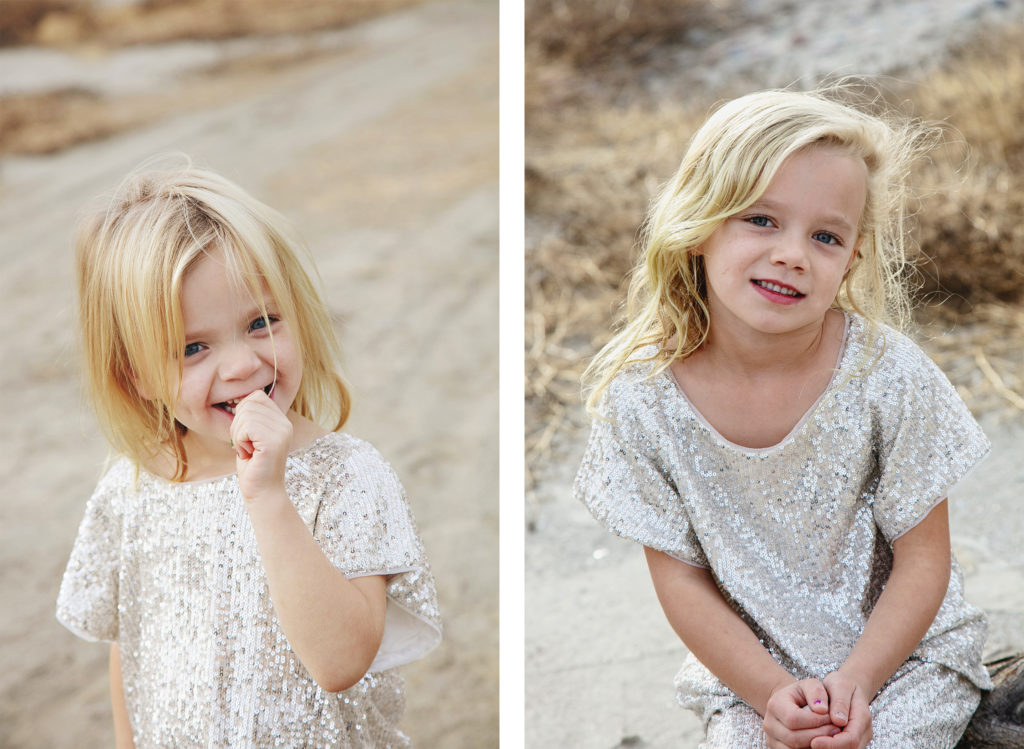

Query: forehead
[756,146,867,229]
[179,248,275,322]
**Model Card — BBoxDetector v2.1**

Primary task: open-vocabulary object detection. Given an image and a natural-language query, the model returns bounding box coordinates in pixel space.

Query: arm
[645,548,838,748]
[813,499,952,749]
[246,497,387,692]
[231,392,388,693]
[109,644,135,749]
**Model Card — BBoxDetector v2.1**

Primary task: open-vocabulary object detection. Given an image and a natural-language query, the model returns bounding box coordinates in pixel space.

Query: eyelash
[744,216,843,246]
[182,316,279,358]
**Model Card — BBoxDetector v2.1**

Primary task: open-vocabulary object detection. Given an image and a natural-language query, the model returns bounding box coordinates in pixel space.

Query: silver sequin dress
[575,314,992,748]
[57,432,441,748]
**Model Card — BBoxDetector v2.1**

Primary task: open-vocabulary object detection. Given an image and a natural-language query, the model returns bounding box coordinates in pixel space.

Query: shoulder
[292,432,404,494]
[85,456,139,514]
[846,314,944,390]
[601,345,671,415]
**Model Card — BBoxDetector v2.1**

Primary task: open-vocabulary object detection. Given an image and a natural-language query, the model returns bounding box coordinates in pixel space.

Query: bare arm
[645,548,843,748]
[246,494,387,692]
[645,547,795,714]
[846,499,951,693]
[229,392,388,693]
[811,500,952,749]
[109,644,135,749]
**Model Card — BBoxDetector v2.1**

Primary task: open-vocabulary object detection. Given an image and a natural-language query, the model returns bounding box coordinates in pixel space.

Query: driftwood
[957,651,1024,748]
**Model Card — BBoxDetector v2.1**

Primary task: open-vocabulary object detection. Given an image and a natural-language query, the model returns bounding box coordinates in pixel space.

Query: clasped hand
[763,672,872,749]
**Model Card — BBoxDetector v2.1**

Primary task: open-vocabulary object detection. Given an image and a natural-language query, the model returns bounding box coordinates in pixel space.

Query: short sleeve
[56,461,127,643]
[312,438,442,672]
[870,342,990,542]
[574,377,708,568]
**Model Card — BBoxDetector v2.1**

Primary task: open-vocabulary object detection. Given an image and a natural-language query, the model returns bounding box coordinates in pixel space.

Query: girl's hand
[229,389,293,501]
[763,678,842,749]
[808,671,873,749]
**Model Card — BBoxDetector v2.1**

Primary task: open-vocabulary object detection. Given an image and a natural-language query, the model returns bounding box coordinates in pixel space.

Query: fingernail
[836,712,846,721]
[830,727,841,736]
[814,700,822,705]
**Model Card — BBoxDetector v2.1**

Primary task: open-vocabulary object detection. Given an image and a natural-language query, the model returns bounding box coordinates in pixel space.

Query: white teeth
[755,280,800,296]
[217,386,272,415]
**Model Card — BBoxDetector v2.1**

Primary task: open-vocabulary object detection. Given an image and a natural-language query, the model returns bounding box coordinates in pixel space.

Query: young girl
[575,89,992,749]
[57,162,441,747]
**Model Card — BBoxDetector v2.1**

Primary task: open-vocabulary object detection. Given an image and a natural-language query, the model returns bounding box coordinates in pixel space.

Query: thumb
[829,690,851,727]
[803,679,829,715]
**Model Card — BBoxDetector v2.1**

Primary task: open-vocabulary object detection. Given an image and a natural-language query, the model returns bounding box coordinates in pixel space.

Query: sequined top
[575,314,992,712]
[57,432,441,748]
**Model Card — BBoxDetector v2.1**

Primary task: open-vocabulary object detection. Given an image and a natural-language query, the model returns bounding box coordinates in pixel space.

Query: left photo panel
[0,0,497,746]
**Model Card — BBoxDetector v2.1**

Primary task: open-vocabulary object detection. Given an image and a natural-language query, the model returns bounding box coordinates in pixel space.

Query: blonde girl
[57,161,441,747]
[575,89,991,749]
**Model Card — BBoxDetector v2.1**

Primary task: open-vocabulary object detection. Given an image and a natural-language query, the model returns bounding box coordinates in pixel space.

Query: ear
[844,239,862,274]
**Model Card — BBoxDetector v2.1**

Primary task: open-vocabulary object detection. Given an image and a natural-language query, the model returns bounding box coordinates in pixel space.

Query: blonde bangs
[76,159,350,479]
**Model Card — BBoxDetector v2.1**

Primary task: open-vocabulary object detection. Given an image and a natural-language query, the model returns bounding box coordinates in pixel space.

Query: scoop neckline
[664,312,854,455]
[142,431,340,487]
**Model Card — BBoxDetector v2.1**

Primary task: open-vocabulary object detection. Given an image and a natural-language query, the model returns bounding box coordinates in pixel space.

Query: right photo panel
[525,2,1024,747]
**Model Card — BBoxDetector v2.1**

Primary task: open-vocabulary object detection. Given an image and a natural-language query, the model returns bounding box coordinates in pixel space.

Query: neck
[700,310,843,378]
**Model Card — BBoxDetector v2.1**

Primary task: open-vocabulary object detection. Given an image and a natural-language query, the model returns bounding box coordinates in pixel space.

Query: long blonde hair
[76,159,350,480]
[584,86,938,413]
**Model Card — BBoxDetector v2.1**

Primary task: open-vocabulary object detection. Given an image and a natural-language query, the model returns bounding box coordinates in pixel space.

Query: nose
[218,341,262,381]
[769,232,808,271]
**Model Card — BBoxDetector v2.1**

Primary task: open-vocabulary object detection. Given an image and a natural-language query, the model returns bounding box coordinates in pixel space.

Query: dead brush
[911,28,1024,308]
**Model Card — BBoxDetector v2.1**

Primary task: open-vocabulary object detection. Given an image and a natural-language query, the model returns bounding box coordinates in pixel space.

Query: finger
[845,702,872,747]
[810,730,856,749]
[780,704,834,731]
[801,679,830,716]
[827,689,852,728]
[789,723,842,746]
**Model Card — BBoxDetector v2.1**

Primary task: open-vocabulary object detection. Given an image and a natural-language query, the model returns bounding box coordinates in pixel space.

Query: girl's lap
[699,661,979,749]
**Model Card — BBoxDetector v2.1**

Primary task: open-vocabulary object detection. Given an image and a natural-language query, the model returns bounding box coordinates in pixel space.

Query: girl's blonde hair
[585,85,938,413]
[76,159,350,480]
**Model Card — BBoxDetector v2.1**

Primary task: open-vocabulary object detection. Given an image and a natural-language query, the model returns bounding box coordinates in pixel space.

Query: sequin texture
[57,432,441,748]
[575,314,992,744]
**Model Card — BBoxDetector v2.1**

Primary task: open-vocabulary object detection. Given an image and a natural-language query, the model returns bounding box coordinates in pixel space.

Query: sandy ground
[526,1,1024,746]
[0,1,497,746]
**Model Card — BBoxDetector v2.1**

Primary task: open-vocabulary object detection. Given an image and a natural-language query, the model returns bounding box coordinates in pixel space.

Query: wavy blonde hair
[76,159,350,480]
[584,86,938,413]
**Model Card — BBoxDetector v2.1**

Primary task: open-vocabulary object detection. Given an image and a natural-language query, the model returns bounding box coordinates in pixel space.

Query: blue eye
[250,315,278,332]
[184,342,204,358]
[746,215,772,227]
[813,231,841,246]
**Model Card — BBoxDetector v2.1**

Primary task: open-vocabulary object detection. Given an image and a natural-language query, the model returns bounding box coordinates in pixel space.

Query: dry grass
[525,14,1024,487]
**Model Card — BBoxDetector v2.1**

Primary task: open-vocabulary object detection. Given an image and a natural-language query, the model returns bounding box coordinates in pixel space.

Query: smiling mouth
[214,383,274,416]
[752,280,804,298]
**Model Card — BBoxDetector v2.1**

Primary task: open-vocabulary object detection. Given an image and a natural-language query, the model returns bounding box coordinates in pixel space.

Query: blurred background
[525,0,1024,745]
[0,0,497,746]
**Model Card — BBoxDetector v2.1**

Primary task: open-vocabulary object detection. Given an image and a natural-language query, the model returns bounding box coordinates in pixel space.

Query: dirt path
[0,1,496,746]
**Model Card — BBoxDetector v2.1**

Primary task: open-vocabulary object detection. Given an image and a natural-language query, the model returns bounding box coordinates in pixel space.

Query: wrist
[242,484,290,511]
[758,672,797,715]
[834,663,878,700]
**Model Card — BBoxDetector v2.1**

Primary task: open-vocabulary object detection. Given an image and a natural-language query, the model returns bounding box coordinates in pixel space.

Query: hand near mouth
[228,389,293,502]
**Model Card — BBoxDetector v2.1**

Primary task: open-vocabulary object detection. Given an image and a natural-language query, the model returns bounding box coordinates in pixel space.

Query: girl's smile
[699,145,866,341]
[172,247,302,472]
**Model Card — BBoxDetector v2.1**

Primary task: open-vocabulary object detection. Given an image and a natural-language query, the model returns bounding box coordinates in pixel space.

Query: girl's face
[698,145,866,342]
[171,247,302,465]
